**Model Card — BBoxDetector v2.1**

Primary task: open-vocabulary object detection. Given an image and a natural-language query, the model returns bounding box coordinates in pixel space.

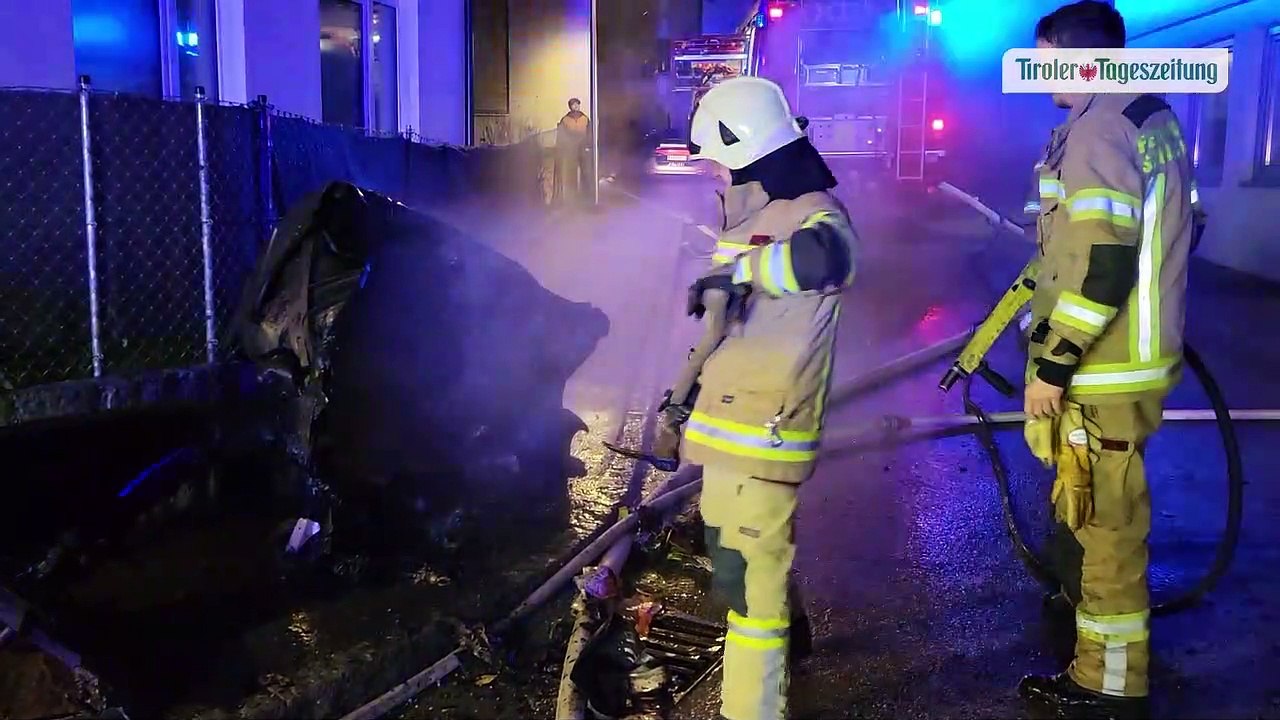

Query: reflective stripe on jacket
[682,182,857,483]
[712,237,755,266]
[1028,93,1193,402]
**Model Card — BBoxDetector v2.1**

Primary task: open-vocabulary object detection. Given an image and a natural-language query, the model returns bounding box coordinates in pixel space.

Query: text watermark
[1002,48,1230,94]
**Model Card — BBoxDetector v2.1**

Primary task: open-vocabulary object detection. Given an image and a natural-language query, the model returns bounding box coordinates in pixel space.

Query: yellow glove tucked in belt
[1023,416,1056,468]
[1050,403,1094,531]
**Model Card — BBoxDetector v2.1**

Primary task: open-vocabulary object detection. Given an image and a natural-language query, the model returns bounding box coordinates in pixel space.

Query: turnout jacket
[681,181,857,484]
[1027,93,1195,403]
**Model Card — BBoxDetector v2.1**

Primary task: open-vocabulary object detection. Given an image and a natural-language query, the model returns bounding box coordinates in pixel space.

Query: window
[1184,40,1232,186]
[72,0,164,97]
[471,0,511,115]
[173,0,219,99]
[1255,26,1280,183]
[71,0,219,99]
[372,4,398,133]
[321,0,364,126]
[320,0,400,131]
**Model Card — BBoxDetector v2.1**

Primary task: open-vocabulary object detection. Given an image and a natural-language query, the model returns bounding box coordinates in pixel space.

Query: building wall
[0,0,76,88]
[1132,1,1280,281]
[0,0,466,145]
[231,0,458,142]
[215,0,249,103]
[598,0,664,141]
[418,0,466,143]
[507,0,591,135]
[240,0,323,118]
[926,0,1280,282]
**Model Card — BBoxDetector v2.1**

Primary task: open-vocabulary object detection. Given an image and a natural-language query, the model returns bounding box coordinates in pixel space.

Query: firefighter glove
[686,274,749,319]
[652,422,682,464]
[1024,416,1056,469]
[651,390,690,464]
[1050,403,1094,531]
[658,389,692,429]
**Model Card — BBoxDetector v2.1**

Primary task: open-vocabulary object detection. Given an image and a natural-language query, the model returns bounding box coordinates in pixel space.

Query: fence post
[402,125,414,201]
[195,86,217,364]
[254,94,277,243]
[78,75,104,378]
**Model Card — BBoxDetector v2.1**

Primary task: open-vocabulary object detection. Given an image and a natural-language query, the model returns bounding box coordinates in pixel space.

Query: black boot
[1019,672,1149,720]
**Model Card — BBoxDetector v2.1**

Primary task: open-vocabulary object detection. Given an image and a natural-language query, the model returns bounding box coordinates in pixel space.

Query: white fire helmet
[688,76,806,170]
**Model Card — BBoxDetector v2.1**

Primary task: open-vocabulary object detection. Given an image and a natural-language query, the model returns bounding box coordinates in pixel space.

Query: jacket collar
[1066,93,1097,124]
[1045,92,1141,157]
[1066,92,1142,125]
[719,181,772,231]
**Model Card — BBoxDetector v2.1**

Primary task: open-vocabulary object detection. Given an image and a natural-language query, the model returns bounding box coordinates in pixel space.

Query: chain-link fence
[0,80,544,394]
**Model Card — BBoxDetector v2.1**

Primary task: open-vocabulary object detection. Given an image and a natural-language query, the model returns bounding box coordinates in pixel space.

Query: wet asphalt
[3,167,1279,719]
[402,169,1280,719]
[653,169,1280,720]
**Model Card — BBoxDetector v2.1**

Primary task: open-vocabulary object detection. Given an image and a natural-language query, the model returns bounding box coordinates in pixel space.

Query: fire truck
[654,0,947,182]
[652,31,761,175]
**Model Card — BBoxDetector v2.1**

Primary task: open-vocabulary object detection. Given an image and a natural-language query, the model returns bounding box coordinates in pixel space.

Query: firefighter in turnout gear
[1017,4,1196,718]
[667,76,856,720]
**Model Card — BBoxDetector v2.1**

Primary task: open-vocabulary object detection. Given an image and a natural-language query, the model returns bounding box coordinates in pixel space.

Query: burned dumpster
[1,181,609,718]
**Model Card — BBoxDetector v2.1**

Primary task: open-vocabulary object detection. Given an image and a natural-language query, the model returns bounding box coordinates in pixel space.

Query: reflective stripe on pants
[701,465,797,720]
[724,610,789,720]
[1075,609,1150,696]
[1061,398,1162,698]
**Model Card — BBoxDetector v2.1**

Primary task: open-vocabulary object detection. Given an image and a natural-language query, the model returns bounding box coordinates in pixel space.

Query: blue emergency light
[929,9,942,26]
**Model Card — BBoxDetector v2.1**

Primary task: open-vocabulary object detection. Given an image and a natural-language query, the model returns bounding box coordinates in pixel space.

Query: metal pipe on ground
[494,466,702,634]
[821,409,1280,450]
[555,464,708,719]
[934,181,1028,239]
[826,329,974,409]
[554,514,635,720]
[894,408,1280,429]
[555,597,594,720]
[339,467,704,720]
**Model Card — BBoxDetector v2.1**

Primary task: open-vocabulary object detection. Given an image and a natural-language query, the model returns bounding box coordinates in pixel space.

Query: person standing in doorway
[556,97,591,205]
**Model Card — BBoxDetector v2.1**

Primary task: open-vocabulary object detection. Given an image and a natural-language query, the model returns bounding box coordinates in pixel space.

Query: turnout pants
[700,465,798,720]
[1054,398,1163,698]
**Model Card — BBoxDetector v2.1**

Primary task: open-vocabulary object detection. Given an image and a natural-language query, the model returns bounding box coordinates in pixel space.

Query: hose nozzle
[940,361,1015,397]
[939,364,966,393]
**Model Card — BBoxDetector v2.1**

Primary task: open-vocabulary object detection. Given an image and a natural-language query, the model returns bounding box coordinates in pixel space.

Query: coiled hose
[961,342,1243,616]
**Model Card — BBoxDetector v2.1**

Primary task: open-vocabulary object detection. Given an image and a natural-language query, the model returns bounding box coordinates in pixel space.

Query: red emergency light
[931,118,944,131]
[768,5,784,19]
[914,4,928,14]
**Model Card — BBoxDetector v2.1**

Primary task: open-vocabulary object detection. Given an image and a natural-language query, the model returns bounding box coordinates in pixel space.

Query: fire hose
[339,182,1249,717]
[338,468,704,720]
[959,344,1245,616]
[931,181,1248,616]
